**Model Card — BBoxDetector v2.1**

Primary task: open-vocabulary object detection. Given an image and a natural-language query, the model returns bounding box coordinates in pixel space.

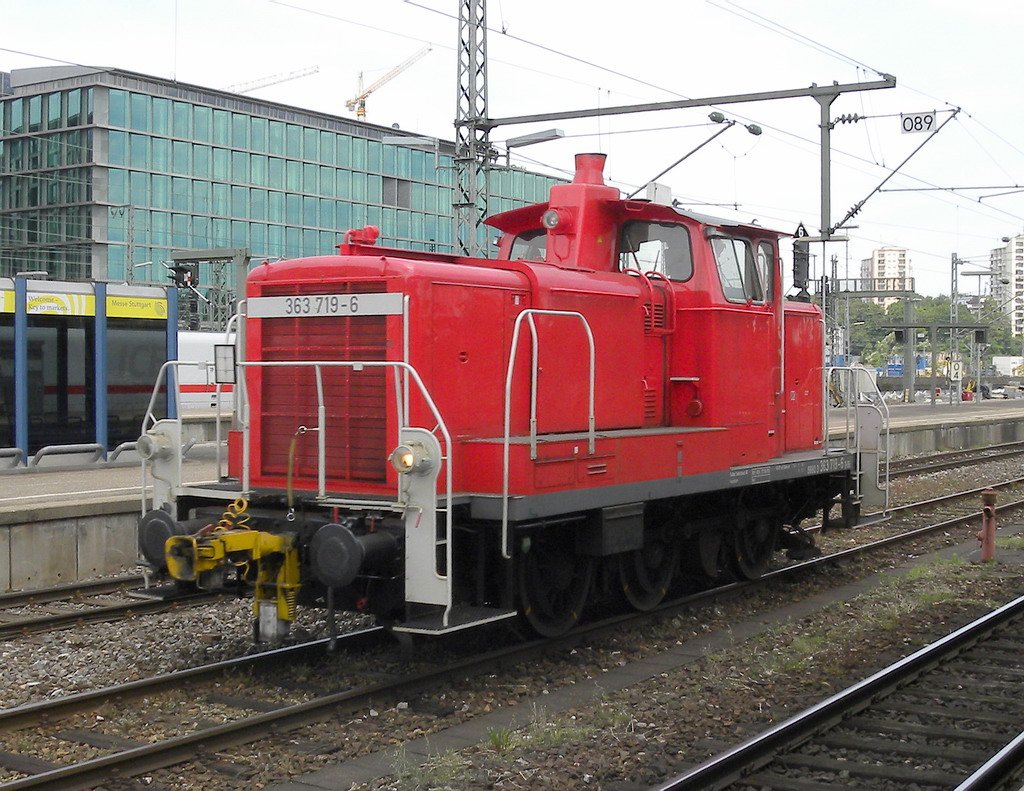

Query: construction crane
[345,47,431,119]
[227,66,319,95]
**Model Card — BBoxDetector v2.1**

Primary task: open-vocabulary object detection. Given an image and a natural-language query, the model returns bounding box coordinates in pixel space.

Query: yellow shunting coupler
[164,499,301,637]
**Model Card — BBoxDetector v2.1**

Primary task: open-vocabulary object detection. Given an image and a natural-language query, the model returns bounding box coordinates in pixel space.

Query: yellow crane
[345,46,431,120]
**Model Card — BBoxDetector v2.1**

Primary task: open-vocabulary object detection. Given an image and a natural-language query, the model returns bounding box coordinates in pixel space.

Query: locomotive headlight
[137,430,173,461]
[542,209,563,230]
[389,442,433,476]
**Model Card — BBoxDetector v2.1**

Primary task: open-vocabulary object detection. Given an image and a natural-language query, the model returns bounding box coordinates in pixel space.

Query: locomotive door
[757,239,783,442]
[618,220,689,427]
[705,235,781,441]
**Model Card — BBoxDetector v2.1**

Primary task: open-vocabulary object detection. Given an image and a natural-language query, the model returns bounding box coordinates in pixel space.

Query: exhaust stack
[572,153,607,185]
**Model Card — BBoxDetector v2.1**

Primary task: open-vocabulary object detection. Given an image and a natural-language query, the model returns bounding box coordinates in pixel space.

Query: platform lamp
[502,129,566,172]
[504,128,565,149]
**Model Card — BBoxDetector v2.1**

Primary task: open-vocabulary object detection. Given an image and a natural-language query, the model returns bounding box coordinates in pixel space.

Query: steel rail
[885,475,1024,517]
[802,473,1024,537]
[891,441,1024,478]
[0,575,145,609]
[651,593,1024,791]
[0,627,386,732]
[0,592,220,640]
[955,728,1024,791]
[0,628,560,791]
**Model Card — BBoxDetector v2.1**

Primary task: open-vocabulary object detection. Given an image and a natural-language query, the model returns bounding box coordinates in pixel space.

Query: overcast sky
[5,0,1024,296]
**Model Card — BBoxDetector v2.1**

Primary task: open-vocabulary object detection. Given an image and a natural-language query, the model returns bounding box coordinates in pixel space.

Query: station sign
[0,288,168,319]
[106,295,169,320]
[27,292,96,316]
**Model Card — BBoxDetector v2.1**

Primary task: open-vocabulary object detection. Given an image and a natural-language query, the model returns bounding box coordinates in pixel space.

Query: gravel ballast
[2,455,1022,790]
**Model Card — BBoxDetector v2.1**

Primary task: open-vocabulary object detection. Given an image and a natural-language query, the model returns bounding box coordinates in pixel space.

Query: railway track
[0,442,994,645]
[655,594,1024,791]
[0,443,997,642]
[1,477,1020,790]
[889,440,1024,478]
[0,577,220,640]
[0,575,145,609]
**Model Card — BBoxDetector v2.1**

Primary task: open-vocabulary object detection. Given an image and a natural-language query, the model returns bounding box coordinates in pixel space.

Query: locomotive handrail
[825,365,890,515]
[141,359,221,511]
[643,269,677,333]
[141,360,216,436]
[621,267,675,334]
[502,309,596,560]
[217,306,245,478]
[236,359,455,615]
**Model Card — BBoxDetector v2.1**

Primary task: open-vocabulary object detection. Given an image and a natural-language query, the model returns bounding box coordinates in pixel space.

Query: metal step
[855,512,890,529]
[392,605,517,635]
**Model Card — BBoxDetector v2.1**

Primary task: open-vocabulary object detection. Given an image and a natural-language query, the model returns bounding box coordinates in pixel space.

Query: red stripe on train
[43,384,234,395]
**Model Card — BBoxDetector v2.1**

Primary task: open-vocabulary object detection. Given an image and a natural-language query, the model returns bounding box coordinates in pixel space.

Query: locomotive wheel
[517,535,594,637]
[697,529,732,583]
[732,514,777,580]
[619,530,679,611]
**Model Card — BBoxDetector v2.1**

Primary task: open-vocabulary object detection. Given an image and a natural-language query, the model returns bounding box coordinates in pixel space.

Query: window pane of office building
[1,70,561,282]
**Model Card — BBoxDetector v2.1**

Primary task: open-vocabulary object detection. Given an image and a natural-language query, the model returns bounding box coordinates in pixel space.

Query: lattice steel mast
[454,0,490,257]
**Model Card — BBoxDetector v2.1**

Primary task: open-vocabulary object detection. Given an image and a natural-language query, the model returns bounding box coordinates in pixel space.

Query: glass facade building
[0,66,560,282]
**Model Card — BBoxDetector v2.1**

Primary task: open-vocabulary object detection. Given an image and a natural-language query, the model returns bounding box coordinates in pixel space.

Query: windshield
[618,221,693,281]
[711,236,764,303]
[509,229,546,261]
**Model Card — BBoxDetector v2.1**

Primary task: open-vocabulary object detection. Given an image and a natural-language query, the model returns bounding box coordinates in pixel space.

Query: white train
[0,328,233,454]
[174,330,236,413]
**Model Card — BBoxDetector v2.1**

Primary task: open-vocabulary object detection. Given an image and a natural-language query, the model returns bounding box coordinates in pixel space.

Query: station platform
[2,399,1023,592]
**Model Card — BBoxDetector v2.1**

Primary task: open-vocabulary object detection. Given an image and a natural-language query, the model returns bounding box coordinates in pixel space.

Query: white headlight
[389,443,433,475]
[542,209,562,229]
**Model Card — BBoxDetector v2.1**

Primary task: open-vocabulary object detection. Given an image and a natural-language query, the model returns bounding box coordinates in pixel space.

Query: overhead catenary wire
[9,7,1021,239]
[705,0,890,79]
[6,6,1024,293]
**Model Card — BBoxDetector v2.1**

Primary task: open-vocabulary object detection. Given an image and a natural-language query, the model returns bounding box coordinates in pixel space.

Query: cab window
[619,221,692,281]
[711,236,763,303]
[756,241,775,301]
[510,229,546,261]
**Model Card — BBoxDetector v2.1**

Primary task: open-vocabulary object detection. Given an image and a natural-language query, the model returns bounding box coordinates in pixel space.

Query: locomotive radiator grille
[257,282,390,484]
[645,302,667,332]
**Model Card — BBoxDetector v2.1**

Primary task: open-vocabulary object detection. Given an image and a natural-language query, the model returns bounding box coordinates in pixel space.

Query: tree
[816,292,1019,372]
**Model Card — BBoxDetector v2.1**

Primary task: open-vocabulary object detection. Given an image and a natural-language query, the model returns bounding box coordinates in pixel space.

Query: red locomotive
[138,153,887,640]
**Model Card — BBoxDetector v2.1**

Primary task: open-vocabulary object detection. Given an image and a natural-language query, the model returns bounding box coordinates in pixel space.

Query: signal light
[792,224,810,296]
[169,264,198,288]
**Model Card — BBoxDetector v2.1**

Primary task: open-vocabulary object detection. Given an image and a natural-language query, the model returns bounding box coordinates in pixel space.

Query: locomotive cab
[138,152,888,642]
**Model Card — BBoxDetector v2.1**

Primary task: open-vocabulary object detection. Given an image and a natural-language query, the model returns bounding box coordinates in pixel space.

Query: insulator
[836,113,862,125]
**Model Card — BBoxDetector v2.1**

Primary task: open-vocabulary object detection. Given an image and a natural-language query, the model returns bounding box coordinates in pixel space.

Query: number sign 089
[900,112,935,134]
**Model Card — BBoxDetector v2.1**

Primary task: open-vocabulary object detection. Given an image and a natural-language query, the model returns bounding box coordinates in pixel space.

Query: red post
[978,489,997,562]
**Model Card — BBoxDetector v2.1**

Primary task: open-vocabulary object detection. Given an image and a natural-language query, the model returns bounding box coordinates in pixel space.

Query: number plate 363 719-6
[247,292,404,319]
